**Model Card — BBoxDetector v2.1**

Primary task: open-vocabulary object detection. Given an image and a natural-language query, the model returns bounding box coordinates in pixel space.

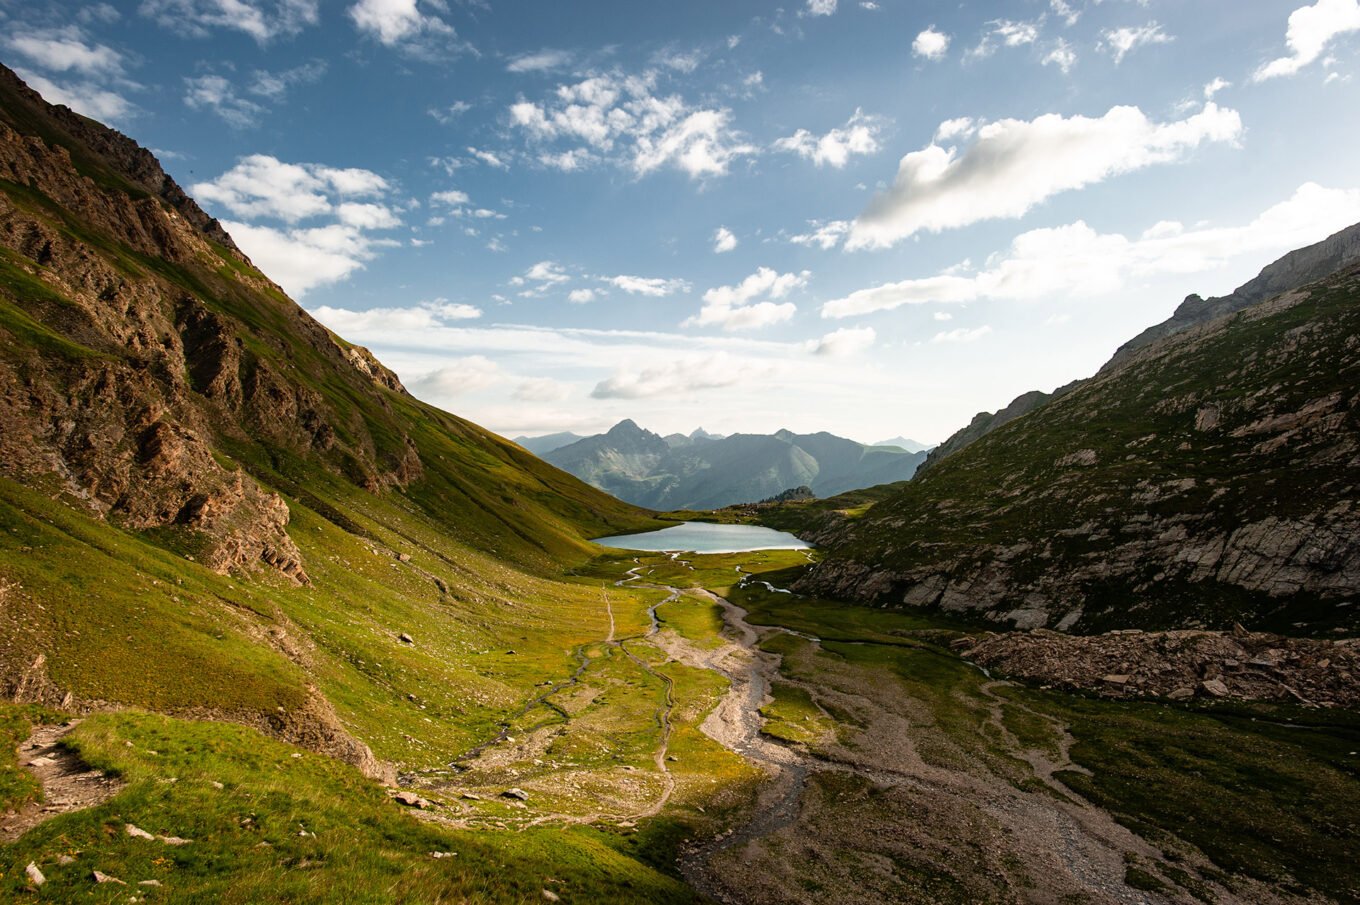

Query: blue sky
[3,0,1359,443]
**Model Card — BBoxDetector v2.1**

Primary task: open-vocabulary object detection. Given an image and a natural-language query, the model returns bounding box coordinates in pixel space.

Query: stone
[393,790,431,809]
[1101,674,1130,685]
[397,553,411,563]
[461,792,482,800]
[139,880,163,887]
[502,788,529,801]
[430,851,455,859]
[1200,679,1230,698]
[159,835,192,846]
[399,633,415,644]
[542,891,561,902]
[1167,687,1194,701]
[93,870,126,885]
[125,824,155,840]
[25,862,44,886]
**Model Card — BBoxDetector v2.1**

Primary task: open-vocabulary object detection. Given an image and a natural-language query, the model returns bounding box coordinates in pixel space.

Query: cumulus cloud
[604,275,692,297]
[1099,22,1173,64]
[184,75,264,128]
[1254,0,1360,81]
[410,356,502,397]
[913,27,950,60]
[808,326,875,356]
[591,352,772,399]
[194,155,390,222]
[969,19,1040,58]
[774,108,883,168]
[348,0,454,48]
[140,0,319,42]
[195,155,400,296]
[15,68,134,123]
[822,182,1360,318]
[806,0,838,16]
[713,226,738,253]
[311,299,483,332]
[568,288,597,303]
[685,267,808,331]
[5,28,123,75]
[1043,38,1077,73]
[848,103,1243,250]
[509,70,758,180]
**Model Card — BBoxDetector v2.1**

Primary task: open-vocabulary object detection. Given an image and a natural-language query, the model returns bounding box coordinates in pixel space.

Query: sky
[3,0,1359,444]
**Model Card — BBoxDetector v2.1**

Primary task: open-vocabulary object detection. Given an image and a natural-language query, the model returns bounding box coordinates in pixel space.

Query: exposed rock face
[0,65,432,580]
[959,629,1360,709]
[795,263,1360,633]
[917,222,1360,473]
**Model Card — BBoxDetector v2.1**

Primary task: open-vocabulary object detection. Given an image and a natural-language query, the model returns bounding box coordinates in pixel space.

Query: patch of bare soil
[1,720,123,843]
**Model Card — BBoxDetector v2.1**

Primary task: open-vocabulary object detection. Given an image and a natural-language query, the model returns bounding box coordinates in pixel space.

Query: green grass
[0,709,701,903]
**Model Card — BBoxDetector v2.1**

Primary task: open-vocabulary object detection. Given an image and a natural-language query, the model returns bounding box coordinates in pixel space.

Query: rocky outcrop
[958,628,1360,709]
[795,260,1360,633]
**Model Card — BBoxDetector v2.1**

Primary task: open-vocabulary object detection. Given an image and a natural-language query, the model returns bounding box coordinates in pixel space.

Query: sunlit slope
[0,63,660,773]
[793,262,1360,634]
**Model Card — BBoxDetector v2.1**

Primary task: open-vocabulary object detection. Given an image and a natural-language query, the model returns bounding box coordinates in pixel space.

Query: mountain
[511,430,584,456]
[0,63,657,774]
[873,436,934,453]
[544,421,927,509]
[788,242,1360,634]
[916,222,1360,474]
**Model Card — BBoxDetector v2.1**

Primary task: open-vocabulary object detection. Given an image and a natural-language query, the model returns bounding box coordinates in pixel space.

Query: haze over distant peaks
[544,420,926,510]
[874,437,935,454]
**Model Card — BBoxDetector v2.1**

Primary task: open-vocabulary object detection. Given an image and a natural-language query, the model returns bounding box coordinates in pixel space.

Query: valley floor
[3,549,1358,903]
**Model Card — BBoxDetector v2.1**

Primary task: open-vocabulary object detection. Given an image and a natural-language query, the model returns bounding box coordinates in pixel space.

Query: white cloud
[809,326,875,356]
[506,49,573,73]
[1050,0,1079,26]
[410,356,502,397]
[970,19,1040,58]
[933,311,953,321]
[140,0,319,42]
[822,182,1360,318]
[184,75,264,128]
[336,202,401,229]
[931,325,992,344]
[1100,22,1173,64]
[15,68,133,123]
[5,29,123,76]
[509,70,757,180]
[774,108,883,168]
[1254,0,1360,80]
[789,220,851,250]
[430,189,472,207]
[224,222,373,296]
[348,0,453,47]
[591,353,772,399]
[1043,38,1077,73]
[1203,77,1231,98]
[806,0,837,16]
[513,377,570,402]
[848,103,1243,250]
[248,61,326,100]
[568,288,597,304]
[193,155,389,222]
[685,267,808,331]
[605,275,692,297]
[934,117,975,142]
[467,147,509,169]
[713,226,738,253]
[913,27,950,60]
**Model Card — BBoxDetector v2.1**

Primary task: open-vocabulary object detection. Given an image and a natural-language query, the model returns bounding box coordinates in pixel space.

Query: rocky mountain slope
[0,63,658,775]
[917,223,1360,474]
[790,248,1360,633]
[544,419,927,509]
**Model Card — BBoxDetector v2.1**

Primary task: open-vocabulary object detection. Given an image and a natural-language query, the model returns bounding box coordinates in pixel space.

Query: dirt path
[1,721,123,843]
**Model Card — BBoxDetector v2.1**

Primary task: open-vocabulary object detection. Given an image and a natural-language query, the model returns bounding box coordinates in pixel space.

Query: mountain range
[541,419,927,509]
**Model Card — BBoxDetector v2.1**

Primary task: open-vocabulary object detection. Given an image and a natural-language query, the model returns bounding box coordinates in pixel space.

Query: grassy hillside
[790,262,1360,633]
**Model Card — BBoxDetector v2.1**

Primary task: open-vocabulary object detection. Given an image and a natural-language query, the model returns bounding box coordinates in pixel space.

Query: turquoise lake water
[592,521,811,553]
